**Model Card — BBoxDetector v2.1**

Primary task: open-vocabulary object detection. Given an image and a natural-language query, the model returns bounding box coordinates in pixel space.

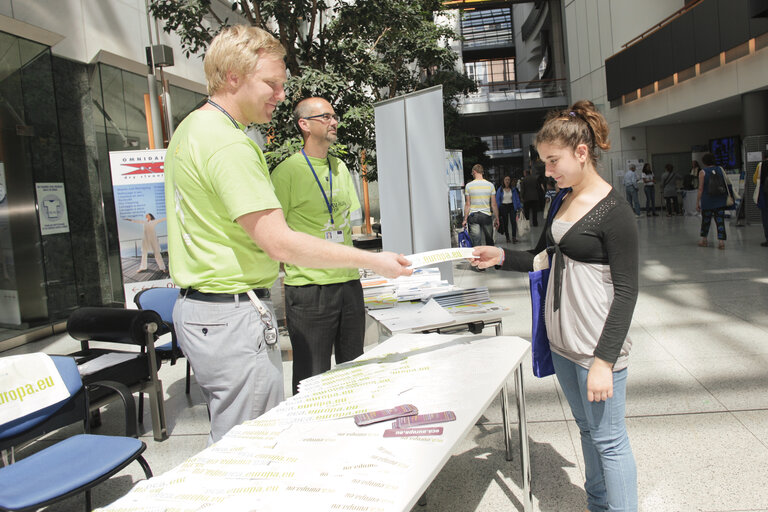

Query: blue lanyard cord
[301,149,334,225]
[206,99,240,129]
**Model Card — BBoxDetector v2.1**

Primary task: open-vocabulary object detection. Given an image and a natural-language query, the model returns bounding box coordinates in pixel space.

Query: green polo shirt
[272,152,361,286]
[164,110,281,293]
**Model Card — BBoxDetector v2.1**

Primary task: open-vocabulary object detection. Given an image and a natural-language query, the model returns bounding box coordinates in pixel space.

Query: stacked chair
[0,354,152,511]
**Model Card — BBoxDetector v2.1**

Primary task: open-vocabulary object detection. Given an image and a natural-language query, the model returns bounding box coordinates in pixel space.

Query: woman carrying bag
[471,100,639,512]
[696,152,729,249]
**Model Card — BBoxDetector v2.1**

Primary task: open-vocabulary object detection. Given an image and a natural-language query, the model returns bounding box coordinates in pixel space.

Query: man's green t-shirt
[164,110,282,293]
[272,152,361,286]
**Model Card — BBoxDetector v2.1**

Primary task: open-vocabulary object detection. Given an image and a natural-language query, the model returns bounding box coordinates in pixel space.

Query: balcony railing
[461,78,568,104]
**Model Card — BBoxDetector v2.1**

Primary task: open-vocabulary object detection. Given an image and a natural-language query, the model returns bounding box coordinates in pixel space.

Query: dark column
[742,90,768,136]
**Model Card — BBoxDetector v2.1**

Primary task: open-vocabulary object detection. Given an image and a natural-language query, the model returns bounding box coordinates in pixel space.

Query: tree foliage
[149,0,485,180]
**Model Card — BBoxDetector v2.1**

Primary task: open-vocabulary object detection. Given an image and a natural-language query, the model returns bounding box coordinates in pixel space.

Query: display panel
[709,136,741,168]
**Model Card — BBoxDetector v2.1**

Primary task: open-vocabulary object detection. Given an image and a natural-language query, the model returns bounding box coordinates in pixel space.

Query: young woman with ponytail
[472,100,639,512]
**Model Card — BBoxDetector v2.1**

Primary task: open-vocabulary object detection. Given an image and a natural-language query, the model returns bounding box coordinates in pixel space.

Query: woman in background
[473,100,639,512]
[641,163,657,216]
[696,152,727,249]
[496,175,522,243]
[661,163,679,216]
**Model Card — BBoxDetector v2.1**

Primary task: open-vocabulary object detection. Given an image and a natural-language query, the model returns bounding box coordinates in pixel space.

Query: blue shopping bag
[458,227,472,248]
[526,189,569,378]
[529,264,555,378]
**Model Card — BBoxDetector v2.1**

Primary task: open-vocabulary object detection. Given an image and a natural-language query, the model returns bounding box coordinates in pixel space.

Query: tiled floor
[4,213,768,512]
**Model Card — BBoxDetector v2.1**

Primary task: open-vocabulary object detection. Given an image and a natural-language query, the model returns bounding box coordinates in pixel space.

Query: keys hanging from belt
[246,290,278,346]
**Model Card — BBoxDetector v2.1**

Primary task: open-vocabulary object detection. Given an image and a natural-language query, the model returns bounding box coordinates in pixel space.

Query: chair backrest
[0,356,83,445]
[67,307,162,347]
[133,287,180,325]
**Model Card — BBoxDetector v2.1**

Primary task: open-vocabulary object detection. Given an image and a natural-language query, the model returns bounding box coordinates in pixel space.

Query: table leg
[500,384,513,461]
[495,321,502,336]
[514,364,532,512]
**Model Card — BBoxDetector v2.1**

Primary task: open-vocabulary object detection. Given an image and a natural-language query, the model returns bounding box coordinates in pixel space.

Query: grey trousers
[174,294,284,444]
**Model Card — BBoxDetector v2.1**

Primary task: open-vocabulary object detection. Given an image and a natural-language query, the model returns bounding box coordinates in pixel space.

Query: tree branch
[239,1,263,29]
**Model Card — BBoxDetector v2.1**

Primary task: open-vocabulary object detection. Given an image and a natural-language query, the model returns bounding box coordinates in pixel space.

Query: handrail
[622,0,704,49]
[468,77,567,89]
[462,78,568,104]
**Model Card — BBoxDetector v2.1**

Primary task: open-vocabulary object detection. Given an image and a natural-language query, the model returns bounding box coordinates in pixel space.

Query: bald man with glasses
[272,97,367,395]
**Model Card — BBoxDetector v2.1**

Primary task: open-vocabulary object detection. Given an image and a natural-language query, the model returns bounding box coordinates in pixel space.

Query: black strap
[544,189,570,312]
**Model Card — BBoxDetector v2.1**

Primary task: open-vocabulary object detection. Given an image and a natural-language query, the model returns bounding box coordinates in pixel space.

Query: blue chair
[133,287,191,394]
[0,355,152,512]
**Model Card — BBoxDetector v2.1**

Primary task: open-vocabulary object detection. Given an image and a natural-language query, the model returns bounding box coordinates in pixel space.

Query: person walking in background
[125,213,166,272]
[463,164,498,248]
[754,152,768,247]
[661,164,679,217]
[472,100,639,512]
[623,164,642,216]
[641,163,658,216]
[520,168,541,226]
[697,152,728,249]
[496,175,522,243]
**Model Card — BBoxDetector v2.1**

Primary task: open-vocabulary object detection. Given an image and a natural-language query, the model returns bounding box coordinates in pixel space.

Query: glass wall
[90,63,205,304]
[0,32,80,335]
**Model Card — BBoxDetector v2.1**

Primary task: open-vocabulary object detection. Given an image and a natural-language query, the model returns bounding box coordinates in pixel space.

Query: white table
[368,300,509,337]
[98,333,533,512]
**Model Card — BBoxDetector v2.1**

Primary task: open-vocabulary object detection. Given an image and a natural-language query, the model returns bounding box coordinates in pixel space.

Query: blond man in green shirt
[165,27,411,444]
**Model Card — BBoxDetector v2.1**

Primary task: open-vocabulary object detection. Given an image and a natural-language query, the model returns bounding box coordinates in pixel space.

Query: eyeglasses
[303,113,340,122]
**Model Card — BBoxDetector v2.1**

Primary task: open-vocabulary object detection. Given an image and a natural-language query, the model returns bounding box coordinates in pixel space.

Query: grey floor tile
[732,409,768,446]
[679,354,768,410]
[414,420,585,512]
[630,413,768,512]
[625,359,725,416]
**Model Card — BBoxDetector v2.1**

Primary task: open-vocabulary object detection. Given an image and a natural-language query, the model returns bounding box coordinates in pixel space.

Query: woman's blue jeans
[552,352,637,512]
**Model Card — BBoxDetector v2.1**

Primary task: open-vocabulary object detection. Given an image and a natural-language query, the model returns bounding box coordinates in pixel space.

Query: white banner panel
[374,86,452,282]
[403,87,450,255]
[374,97,413,255]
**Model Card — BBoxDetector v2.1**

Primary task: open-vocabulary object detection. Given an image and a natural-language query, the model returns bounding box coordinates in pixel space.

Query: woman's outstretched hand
[470,246,503,269]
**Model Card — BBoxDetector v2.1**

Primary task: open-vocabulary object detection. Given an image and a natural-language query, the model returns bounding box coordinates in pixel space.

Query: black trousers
[498,203,517,240]
[285,279,365,394]
[664,196,679,215]
[523,200,539,226]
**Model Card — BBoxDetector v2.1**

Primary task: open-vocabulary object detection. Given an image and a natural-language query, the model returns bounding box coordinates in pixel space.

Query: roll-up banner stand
[109,149,175,307]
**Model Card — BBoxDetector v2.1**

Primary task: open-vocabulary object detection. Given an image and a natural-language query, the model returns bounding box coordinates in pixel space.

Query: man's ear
[225,70,241,89]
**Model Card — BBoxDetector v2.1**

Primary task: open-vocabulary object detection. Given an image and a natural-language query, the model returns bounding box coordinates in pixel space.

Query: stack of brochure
[361,275,397,309]
[392,268,454,301]
[424,287,491,308]
[361,268,455,308]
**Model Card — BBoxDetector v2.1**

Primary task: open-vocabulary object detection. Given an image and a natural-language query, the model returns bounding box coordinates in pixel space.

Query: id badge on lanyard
[324,229,344,243]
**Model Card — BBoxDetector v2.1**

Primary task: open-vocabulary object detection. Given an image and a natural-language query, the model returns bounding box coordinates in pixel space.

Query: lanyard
[301,148,334,225]
[207,99,240,129]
